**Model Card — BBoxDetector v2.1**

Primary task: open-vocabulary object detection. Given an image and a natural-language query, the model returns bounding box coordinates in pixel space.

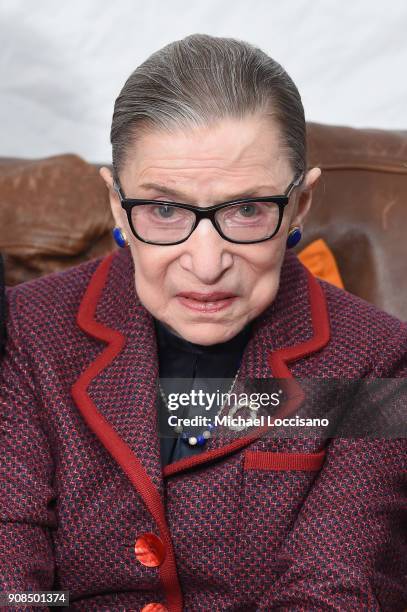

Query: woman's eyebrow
[138,182,279,200]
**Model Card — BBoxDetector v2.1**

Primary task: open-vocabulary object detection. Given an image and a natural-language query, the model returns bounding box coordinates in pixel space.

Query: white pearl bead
[188,436,198,446]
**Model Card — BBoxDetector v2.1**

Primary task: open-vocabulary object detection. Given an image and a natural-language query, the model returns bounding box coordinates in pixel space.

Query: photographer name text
[168,414,329,428]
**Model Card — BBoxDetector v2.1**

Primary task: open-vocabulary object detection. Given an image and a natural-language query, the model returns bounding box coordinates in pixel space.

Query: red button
[140,604,168,612]
[134,533,166,567]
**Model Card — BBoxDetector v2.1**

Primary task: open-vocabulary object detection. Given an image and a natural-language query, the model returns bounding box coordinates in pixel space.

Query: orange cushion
[298,238,344,289]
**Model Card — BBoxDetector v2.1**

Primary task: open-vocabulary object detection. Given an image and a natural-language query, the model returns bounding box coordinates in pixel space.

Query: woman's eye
[237,204,258,217]
[154,205,175,218]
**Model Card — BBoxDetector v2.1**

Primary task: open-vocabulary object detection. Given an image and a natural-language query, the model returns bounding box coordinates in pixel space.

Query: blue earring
[112,227,127,248]
[286,227,302,249]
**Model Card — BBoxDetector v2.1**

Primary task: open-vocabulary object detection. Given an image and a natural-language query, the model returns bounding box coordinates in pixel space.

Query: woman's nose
[178,219,234,283]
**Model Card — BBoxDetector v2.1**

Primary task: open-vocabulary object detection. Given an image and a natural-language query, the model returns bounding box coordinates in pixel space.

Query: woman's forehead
[121,116,291,194]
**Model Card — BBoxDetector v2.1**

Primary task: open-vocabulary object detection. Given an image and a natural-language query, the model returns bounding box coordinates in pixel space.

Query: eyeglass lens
[130,201,281,244]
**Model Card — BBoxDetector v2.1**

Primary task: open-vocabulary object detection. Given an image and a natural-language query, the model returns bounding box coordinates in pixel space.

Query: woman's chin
[170,320,246,346]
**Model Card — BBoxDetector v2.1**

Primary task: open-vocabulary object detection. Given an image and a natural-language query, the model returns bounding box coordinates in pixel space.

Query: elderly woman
[1,34,406,612]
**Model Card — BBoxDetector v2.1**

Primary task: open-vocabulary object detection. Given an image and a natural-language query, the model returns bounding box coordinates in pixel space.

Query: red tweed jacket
[1,247,406,611]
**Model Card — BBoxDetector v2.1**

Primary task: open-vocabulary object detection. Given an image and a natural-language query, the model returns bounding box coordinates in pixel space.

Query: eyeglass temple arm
[112,180,124,199]
[285,172,305,197]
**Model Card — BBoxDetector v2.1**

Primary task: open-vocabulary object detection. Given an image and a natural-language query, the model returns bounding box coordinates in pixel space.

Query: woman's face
[102,116,320,345]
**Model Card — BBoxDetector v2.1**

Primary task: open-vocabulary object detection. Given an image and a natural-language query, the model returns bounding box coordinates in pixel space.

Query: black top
[154,318,253,467]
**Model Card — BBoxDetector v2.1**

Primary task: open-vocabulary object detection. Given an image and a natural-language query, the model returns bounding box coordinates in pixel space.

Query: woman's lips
[176,291,237,313]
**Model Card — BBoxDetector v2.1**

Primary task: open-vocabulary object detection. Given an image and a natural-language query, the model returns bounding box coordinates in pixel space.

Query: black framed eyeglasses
[113,173,304,246]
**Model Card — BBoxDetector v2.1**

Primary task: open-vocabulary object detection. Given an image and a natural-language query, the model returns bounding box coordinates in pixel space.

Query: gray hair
[111,33,306,182]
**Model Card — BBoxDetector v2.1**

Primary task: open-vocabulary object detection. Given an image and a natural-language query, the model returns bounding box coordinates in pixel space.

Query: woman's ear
[99,166,123,228]
[290,167,321,229]
[99,166,114,189]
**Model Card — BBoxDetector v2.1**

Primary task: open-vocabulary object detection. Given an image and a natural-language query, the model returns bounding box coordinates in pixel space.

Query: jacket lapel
[71,247,164,490]
[71,246,330,484]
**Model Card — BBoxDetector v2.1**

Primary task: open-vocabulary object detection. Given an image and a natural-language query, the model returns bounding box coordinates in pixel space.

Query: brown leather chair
[305,123,407,321]
[1,122,406,320]
[0,154,114,285]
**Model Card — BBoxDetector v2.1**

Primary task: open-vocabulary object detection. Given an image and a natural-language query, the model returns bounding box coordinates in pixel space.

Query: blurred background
[1,0,406,162]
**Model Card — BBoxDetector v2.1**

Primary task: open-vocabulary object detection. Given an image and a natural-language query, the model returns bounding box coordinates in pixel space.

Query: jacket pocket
[238,448,326,593]
[243,449,326,471]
